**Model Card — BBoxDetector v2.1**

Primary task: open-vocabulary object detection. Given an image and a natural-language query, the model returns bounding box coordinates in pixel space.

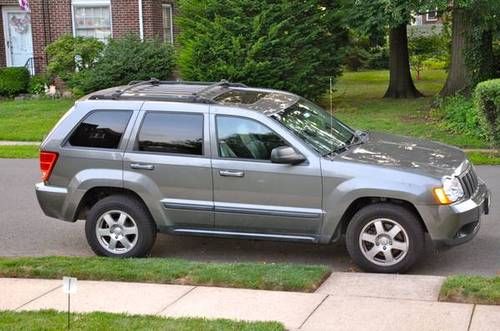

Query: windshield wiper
[323,131,367,157]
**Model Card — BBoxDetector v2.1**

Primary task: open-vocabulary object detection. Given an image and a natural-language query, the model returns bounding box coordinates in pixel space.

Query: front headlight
[433,176,464,204]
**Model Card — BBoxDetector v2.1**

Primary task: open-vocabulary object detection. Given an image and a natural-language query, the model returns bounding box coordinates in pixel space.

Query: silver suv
[36,79,490,273]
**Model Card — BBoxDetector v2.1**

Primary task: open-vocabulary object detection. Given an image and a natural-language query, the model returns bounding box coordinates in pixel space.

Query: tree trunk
[384,24,423,98]
[440,7,471,96]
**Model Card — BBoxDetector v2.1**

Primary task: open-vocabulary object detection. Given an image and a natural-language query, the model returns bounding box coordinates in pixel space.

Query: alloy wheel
[95,210,139,254]
[358,218,409,266]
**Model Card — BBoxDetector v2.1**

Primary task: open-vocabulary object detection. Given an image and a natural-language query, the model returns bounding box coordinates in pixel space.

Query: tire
[85,195,157,258]
[345,203,424,273]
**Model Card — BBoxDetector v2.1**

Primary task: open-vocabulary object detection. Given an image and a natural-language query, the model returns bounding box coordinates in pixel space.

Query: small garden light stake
[62,277,77,329]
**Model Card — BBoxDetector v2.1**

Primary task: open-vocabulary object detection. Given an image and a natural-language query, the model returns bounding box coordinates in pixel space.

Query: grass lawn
[327,69,487,149]
[0,98,73,141]
[440,275,500,305]
[466,151,500,166]
[0,256,330,292]
[0,310,284,331]
[0,145,39,158]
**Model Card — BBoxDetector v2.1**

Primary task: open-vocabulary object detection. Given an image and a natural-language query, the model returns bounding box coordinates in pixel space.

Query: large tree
[177,0,349,100]
[351,0,428,98]
[440,0,499,96]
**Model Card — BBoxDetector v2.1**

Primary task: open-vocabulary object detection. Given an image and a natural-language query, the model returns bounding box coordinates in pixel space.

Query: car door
[123,102,213,230]
[210,106,323,240]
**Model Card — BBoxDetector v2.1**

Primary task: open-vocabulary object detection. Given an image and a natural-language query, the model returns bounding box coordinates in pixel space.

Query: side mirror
[271,146,306,165]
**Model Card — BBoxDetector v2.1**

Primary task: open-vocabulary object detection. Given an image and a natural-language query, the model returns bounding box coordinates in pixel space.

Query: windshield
[272,98,355,155]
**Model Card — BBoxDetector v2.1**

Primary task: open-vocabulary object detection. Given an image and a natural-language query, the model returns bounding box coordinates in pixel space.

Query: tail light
[40,151,59,182]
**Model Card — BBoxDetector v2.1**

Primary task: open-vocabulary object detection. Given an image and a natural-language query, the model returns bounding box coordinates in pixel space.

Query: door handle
[130,163,155,170]
[219,170,245,177]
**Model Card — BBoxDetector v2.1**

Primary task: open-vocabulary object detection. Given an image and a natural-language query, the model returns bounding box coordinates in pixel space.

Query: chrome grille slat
[458,166,479,199]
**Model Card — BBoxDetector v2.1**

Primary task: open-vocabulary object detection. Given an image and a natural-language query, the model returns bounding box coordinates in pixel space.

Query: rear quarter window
[67,110,132,149]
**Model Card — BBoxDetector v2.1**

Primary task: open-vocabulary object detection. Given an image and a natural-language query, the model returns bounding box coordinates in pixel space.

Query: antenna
[329,77,334,153]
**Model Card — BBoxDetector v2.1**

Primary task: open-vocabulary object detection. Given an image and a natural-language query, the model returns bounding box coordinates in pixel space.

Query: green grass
[0,310,284,331]
[0,256,330,292]
[466,151,500,165]
[0,98,74,141]
[327,69,487,149]
[0,145,39,158]
[440,276,500,305]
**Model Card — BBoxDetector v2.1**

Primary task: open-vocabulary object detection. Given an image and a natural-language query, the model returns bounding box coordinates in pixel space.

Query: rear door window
[136,112,204,156]
[68,110,132,149]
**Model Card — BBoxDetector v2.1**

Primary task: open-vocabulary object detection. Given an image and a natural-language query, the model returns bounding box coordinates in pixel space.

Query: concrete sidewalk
[0,141,40,146]
[1,273,499,331]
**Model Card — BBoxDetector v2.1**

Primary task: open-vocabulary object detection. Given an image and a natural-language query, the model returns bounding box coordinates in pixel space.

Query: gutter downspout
[138,0,144,40]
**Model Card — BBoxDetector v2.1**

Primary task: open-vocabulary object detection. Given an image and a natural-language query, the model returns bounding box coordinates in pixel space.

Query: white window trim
[162,4,174,44]
[71,0,113,40]
[426,11,438,22]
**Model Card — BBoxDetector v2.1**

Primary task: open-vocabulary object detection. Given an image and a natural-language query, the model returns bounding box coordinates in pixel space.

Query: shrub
[46,35,104,82]
[440,95,486,140]
[73,35,176,93]
[0,67,30,97]
[475,79,500,146]
[408,33,449,80]
[177,0,348,100]
[29,74,49,95]
[365,45,389,70]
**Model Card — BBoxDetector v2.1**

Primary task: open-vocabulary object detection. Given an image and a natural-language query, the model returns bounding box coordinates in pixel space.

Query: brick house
[0,0,178,74]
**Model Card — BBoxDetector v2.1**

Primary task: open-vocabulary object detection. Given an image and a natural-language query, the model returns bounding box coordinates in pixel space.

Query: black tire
[85,195,157,258]
[345,203,425,273]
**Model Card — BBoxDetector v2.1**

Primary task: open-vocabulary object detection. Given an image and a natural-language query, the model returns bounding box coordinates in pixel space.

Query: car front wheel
[346,203,425,273]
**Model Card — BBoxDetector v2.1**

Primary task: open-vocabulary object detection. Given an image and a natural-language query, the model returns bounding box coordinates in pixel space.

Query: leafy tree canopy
[177,0,349,100]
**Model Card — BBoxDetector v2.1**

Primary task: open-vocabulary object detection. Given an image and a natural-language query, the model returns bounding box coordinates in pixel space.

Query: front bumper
[417,181,490,246]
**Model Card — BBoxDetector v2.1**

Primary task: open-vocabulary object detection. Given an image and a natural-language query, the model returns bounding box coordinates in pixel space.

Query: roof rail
[193,79,247,97]
[110,78,161,99]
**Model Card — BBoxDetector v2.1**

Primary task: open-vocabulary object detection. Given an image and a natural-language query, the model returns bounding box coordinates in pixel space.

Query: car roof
[82,79,299,115]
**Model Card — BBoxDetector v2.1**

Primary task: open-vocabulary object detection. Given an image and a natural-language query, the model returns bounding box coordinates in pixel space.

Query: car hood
[337,132,466,178]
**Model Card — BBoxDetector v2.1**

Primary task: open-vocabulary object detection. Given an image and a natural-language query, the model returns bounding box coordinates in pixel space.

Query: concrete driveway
[0,159,498,276]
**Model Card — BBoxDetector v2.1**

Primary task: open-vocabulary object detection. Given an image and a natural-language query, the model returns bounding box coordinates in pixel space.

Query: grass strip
[466,151,500,165]
[0,145,39,158]
[0,310,284,331]
[440,275,500,305]
[0,256,330,292]
[0,98,73,141]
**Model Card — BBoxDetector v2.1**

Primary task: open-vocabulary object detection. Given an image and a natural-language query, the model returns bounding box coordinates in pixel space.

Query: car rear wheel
[346,203,424,273]
[85,195,156,258]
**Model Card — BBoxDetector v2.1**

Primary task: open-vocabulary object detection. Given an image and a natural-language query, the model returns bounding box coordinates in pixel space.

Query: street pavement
[0,159,499,276]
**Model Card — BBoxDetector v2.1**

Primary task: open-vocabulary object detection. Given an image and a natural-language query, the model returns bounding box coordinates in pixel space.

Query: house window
[72,0,112,41]
[426,11,438,22]
[162,4,174,44]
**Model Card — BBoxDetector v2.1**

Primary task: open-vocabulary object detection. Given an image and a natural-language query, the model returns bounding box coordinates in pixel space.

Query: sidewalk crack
[298,294,329,329]
[467,304,476,331]
[155,286,197,315]
[14,285,62,311]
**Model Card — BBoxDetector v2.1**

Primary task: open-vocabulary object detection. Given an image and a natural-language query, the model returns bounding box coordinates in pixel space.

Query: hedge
[475,79,500,147]
[0,67,30,97]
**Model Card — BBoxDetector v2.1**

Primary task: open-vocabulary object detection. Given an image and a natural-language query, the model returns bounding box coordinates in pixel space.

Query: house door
[2,7,33,70]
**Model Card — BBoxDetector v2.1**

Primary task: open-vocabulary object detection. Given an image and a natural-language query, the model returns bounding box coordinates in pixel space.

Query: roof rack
[87,78,247,103]
[110,78,161,99]
[193,79,247,97]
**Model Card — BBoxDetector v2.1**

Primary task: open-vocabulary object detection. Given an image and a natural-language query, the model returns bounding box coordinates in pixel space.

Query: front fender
[319,167,437,243]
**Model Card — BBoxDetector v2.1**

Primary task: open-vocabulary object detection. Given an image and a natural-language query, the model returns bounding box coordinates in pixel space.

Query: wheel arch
[331,197,428,242]
[73,186,152,222]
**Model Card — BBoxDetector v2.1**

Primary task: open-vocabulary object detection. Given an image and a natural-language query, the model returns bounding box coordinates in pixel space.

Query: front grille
[458,166,479,199]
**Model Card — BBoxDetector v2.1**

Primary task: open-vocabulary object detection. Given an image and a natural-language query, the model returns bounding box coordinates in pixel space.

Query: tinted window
[217,116,287,160]
[68,110,131,149]
[137,112,203,155]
